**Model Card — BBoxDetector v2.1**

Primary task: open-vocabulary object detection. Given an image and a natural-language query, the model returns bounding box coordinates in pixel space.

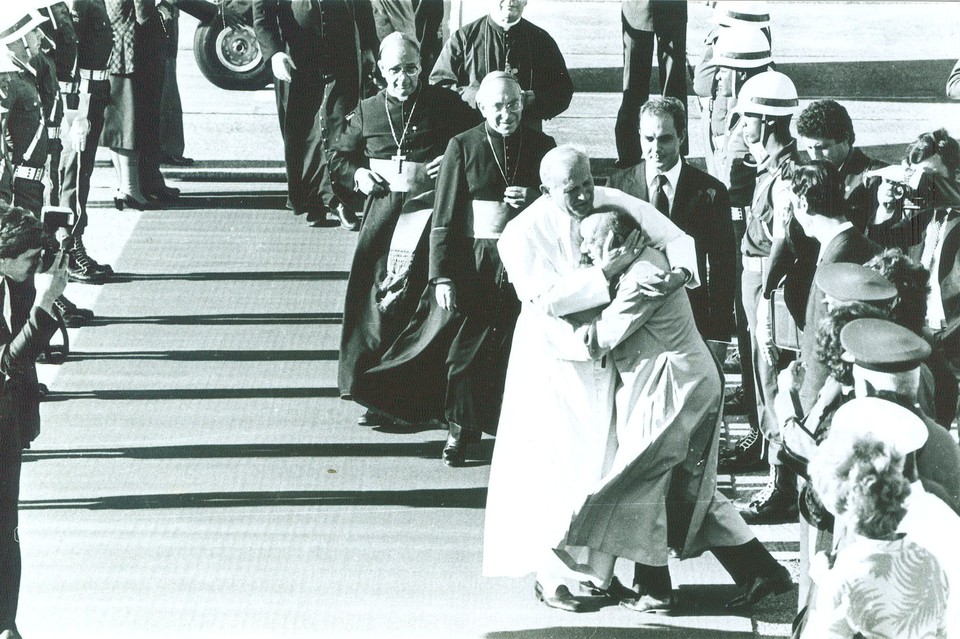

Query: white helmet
[714,25,772,69]
[711,1,771,28]
[0,6,47,46]
[734,71,798,117]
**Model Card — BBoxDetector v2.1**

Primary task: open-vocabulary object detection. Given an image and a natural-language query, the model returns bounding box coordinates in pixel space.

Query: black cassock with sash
[331,84,478,400]
[352,122,555,430]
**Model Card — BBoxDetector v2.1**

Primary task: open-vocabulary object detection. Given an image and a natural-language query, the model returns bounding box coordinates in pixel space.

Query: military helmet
[0,7,47,46]
[714,25,773,69]
[711,1,771,28]
[734,70,799,117]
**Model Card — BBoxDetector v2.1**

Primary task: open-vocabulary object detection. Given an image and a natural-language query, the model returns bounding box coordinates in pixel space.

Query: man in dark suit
[252,0,378,228]
[788,160,880,413]
[616,0,688,166]
[608,96,736,353]
[370,0,443,84]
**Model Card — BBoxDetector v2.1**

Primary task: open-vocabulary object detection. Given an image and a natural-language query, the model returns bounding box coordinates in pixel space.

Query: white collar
[649,159,683,192]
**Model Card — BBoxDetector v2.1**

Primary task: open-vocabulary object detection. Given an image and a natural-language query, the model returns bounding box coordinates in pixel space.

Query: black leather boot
[739,465,799,524]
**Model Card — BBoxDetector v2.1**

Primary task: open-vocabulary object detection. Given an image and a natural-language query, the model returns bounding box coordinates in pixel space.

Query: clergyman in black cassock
[331,33,479,422]
[353,72,555,466]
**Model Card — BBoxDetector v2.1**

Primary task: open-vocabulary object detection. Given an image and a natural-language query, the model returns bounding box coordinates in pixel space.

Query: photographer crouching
[0,203,68,639]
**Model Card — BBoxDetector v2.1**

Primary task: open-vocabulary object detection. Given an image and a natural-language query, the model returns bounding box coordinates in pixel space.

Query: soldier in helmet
[727,70,804,524]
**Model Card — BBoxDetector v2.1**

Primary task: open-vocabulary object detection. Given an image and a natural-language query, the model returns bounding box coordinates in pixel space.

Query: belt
[47,125,61,138]
[742,254,766,273]
[14,165,44,181]
[58,80,79,94]
[79,68,109,81]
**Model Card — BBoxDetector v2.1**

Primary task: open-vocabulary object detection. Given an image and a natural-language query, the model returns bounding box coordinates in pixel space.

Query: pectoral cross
[392,152,406,173]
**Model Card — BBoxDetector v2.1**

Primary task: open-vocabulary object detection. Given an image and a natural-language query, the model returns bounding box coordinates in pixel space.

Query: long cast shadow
[23,441,467,461]
[67,349,340,362]
[19,487,489,510]
[43,387,341,401]
[148,194,289,210]
[86,312,342,326]
[107,270,348,282]
[570,59,959,101]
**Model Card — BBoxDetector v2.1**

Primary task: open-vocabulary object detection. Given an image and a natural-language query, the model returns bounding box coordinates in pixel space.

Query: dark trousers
[11,177,44,217]
[275,69,358,214]
[0,450,22,631]
[134,17,168,195]
[633,539,781,595]
[60,91,109,235]
[615,16,688,166]
[732,219,759,432]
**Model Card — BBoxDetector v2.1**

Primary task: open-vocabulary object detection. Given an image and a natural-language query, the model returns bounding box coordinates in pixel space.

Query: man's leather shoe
[161,154,194,166]
[726,566,793,608]
[336,204,359,231]
[579,576,638,601]
[534,582,583,612]
[442,422,466,467]
[619,593,673,613]
[357,409,391,427]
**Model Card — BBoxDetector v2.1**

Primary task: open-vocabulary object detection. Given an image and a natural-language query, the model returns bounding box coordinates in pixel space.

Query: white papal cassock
[482,186,697,578]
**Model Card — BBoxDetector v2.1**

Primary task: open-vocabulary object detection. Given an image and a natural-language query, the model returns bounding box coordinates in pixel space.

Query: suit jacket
[0,279,59,453]
[252,0,377,75]
[371,0,443,70]
[797,227,879,411]
[607,159,736,341]
[621,0,687,34]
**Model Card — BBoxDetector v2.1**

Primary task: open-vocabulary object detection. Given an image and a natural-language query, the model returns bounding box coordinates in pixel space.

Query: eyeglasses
[489,100,523,114]
[383,64,421,77]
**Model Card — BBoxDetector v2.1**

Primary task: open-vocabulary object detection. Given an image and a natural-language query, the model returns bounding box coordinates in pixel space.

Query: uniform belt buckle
[14,166,44,182]
[47,126,61,138]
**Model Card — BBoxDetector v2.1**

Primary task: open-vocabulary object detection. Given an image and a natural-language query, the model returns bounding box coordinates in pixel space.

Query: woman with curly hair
[802,398,949,638]
[865,248,958,428]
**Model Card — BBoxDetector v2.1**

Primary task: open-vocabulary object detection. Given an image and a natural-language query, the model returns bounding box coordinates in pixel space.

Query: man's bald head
[378,31,420,60]
[539,145,595,219]
[378,32,421,101]
[477,71,523,136]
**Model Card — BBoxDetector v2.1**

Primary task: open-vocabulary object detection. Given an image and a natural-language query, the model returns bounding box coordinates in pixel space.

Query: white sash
[469,200,511,239]
[369,158,426,193]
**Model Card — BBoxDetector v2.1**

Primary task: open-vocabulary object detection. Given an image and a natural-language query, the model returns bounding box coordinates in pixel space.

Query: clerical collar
[487,14,522,31]
[484,122,521,141]
[385,85,421,105]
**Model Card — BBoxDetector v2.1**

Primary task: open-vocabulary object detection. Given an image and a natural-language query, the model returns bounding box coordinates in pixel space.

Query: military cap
[714,26,773,70]
[829,397,927,455]
[840,318,931,372]
[815,263,898,304]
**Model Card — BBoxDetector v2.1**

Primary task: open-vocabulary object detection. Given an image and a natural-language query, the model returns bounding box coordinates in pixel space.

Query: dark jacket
[608,159,737,341]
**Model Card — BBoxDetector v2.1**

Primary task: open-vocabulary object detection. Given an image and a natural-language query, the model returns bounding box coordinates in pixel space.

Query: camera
[39,205,77,272]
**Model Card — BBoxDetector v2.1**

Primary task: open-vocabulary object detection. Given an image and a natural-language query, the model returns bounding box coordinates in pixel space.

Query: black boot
[442,422,466,467]
[713,539,794,608]
[739,465,799,524]
[718,425,766,474]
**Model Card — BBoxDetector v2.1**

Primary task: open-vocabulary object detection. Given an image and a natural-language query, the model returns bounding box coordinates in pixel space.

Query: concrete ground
[15,2,960,638]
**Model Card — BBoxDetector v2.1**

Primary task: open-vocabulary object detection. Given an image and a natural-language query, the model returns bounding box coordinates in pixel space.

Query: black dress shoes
[619,593,674,613]
[534,582,583,613]
[726,565,793,608]
[160,154,194,166]
[579,576,638,601]
[146,185,181,202]
[442,422,476,467]
[357,409,391,427]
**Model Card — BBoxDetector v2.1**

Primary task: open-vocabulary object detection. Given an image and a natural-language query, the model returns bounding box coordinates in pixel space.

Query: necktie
[653,174,670,216]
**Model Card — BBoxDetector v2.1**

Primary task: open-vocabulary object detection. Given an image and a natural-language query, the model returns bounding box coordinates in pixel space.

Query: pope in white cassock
[482,146,699,607]
[484,146,793,613]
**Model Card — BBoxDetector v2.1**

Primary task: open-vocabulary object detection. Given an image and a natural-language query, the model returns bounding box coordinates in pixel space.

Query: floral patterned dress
[804,534,949,639]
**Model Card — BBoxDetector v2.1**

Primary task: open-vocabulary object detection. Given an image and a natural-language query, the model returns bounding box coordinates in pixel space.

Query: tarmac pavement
[13,2,960,637]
